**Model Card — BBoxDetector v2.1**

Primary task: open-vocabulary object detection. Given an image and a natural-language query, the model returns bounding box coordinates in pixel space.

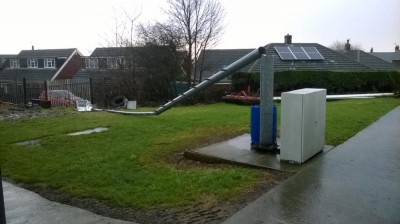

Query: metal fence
[47,78,91,107]
[0,78,92,107]
[0,77,127,108]
[0,79,44,105]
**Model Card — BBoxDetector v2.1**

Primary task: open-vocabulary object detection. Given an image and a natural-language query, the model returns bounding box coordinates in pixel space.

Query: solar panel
[279,52,296,60]
[275,46,291,53]
[274,47,296,60]
[274,46,324,60]
[307,52,324,60]
[303,47,324,60]
[293,52,310,60]
[289,47,310,60]
[289,47,303,52]
[302,47,319,53]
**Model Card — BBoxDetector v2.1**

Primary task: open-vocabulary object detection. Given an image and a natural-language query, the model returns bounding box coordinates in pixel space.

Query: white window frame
[86,58,98,69]
[107,57,125,69]
[44,58,55,68]
[10,59,20,69]
[107,57,116,69]
[117,57,124,68]
[27,59,38,68]
[0,82,9,94]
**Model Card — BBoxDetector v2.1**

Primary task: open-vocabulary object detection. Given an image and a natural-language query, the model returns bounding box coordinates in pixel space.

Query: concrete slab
[185,134,334,172]
[222,106,400,224]
[3,181,134,224]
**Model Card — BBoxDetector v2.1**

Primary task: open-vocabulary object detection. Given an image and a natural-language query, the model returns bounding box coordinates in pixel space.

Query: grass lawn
[0,97,399,208]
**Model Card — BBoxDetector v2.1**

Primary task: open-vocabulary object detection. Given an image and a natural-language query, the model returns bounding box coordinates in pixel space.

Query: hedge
[231,71,400,95]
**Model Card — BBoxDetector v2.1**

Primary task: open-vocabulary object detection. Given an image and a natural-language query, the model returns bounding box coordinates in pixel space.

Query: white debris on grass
[68,127,109,136]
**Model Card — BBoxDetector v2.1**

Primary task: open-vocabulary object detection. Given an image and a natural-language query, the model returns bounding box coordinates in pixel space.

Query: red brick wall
[55,53,82,80]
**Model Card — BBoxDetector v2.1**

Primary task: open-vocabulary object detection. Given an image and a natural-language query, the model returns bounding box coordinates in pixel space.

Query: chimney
[284,33,292,44]
[345,39,351,51]
[370,47,373,53]
[32,45,34,51]
[396,45,399,52]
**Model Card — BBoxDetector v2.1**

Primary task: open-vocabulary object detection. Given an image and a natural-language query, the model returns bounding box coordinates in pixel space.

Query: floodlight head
[258,46,267,55]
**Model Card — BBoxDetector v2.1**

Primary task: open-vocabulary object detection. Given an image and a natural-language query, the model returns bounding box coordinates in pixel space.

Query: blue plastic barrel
[250,105,260,145]
[251,105,277,146]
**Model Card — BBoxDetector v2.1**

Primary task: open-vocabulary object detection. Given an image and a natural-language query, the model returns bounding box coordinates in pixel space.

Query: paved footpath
[2,181,134,224]
[223,106,400,224]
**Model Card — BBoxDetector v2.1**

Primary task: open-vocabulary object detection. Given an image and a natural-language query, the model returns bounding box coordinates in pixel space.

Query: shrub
[231,71,400,95]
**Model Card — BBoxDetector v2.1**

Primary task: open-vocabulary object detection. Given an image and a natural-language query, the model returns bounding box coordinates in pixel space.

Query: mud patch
[0,103,70,122]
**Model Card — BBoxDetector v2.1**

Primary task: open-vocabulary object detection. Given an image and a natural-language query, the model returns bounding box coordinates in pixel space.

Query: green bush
[231,71,400,95]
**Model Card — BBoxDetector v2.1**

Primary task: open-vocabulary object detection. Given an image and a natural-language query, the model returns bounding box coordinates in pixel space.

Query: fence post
[23,77,27,104]
[44,81,48,101]
[89,78,94,104]
[0,167,6,224]
[14,78,18,104]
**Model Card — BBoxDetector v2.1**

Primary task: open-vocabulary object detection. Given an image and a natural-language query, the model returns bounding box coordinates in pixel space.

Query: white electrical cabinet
[280,88,326,163]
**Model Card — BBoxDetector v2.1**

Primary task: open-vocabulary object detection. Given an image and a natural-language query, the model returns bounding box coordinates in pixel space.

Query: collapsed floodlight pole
[259,55,277,150]
[107,47,266,115]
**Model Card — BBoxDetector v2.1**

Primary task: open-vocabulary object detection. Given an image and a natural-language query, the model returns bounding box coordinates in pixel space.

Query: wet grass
[0,97,399,208]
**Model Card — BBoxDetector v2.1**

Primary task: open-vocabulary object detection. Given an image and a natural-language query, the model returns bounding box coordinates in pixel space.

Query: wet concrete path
[223,106,400,224]
[2,181,134,224]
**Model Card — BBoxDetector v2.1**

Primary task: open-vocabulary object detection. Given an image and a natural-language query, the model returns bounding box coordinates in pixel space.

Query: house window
[86,58,98,69]
[0,82,9,94]
[117,57,124,68]
[27,59,38,68]
[10,59,20,69]
[44,58,55,68]
[107,57,124,69]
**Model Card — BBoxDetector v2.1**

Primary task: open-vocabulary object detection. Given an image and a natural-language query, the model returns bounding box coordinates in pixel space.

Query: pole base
[251,143,279,153]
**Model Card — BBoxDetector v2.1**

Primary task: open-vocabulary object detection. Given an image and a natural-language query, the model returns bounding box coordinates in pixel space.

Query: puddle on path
[15,139,41,146]
[68,127,109,136]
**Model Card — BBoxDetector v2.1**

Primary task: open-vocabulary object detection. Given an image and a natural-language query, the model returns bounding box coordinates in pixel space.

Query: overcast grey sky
[0,0,399,55]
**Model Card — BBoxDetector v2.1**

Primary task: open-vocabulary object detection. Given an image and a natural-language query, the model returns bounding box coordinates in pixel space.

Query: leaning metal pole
[106,47,266,115]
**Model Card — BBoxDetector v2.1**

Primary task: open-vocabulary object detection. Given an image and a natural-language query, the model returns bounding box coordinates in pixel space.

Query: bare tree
[136,22,187,99]
[329,39,363,51]
[164,0,225,86]
[136,22,184,50]
[92,8,145,104]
